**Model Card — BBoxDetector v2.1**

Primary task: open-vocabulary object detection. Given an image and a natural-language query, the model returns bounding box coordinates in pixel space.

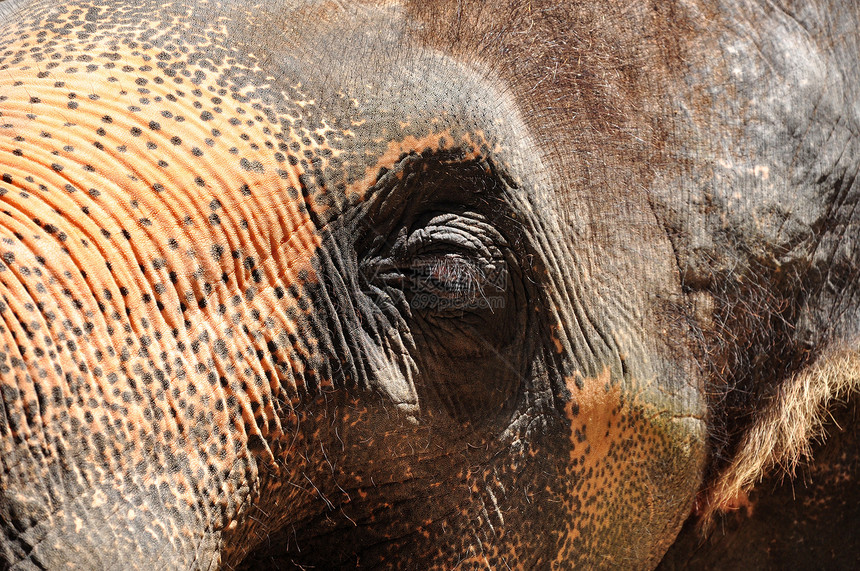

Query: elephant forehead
[1,0,520,210]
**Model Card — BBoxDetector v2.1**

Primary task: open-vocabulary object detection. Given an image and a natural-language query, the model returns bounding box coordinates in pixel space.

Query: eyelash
[408,254,487,302]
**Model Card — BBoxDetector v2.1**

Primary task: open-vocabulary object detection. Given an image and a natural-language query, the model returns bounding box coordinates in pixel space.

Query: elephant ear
[701,346,860,523]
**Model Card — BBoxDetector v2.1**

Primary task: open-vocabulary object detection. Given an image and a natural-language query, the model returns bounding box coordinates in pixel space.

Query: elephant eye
[406,253,505,314]
[355,154,528,342]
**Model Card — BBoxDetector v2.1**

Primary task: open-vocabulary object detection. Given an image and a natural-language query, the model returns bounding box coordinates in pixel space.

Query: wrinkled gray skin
[0,0,857,568]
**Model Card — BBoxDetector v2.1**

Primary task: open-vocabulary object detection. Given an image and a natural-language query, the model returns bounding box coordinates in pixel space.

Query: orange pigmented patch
[0,22,346,562]
[347,130,489,198]
[565,368,624,464]
[554,367,706,567]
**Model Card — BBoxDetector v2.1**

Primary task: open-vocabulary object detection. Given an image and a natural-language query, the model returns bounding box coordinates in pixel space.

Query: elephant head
[0,0,857,568]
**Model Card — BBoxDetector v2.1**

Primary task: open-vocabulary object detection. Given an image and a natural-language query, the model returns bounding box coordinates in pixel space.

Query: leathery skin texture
[0,0,717,568]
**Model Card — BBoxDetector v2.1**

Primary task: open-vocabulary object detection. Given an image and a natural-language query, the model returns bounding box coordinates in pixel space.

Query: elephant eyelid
[409,254,482,296]
[400,252,509,317]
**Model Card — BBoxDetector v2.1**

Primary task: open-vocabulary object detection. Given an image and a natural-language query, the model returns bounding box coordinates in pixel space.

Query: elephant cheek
[555,369,707,567]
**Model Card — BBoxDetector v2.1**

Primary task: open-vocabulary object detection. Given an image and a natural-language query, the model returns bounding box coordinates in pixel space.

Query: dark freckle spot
[200,111,213,121]
[239,158,264,173]
[130,127,142,136]
[170,136,181,145]
[119,286,129,297]
[274,286,285,299]
[122,229,131,240]
[240,183,251,196]
[1,174,11,184]
[195,176,205,187]
[101,115,112,123]
[148,121,160,130]
[51,163,63,172]
[208,213,221,225]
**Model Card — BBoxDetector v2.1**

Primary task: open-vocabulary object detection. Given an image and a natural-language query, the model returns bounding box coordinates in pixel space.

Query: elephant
[0,0,857,568]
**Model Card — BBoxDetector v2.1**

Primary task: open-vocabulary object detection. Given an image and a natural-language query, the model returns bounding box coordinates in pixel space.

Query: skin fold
[0,0,856,568]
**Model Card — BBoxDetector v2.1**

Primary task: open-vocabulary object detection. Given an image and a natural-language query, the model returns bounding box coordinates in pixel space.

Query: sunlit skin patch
[0,50,326,389]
